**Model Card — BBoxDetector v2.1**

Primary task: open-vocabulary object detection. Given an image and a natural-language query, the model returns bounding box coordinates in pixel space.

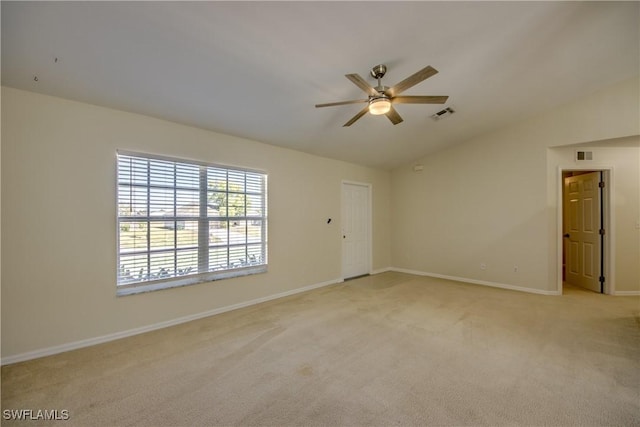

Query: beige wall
[2,76,638,361]
[391,76,639,294]
[1,87,391,359]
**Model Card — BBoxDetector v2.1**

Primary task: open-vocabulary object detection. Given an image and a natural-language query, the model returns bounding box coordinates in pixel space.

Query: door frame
[341,180,373,279]
[556,166,615,294]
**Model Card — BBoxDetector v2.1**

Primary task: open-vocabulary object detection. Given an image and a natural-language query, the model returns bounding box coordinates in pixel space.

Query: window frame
[116,150,268,296]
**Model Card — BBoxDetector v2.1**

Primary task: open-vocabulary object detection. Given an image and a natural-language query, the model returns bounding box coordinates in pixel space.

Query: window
[117,152,267,295]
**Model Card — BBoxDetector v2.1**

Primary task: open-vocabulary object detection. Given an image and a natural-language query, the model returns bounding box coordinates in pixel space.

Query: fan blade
[385,106,404,125]
[388,66,438,97]
[392,95,448,104]
[343,105,370,127]
[345,74,380,96]
[315,99,368,108]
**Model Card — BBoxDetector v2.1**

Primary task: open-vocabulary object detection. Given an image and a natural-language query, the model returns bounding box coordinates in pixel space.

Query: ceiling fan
[315,64,448,127]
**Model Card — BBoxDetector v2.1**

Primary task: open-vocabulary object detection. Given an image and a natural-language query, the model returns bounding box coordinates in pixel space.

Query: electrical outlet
[480,263,487,270]
[513,266,519,273]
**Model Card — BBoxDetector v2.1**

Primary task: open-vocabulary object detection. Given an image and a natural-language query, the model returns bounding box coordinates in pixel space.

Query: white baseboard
[614,290,640,296]
[390,267,561,296]
[370,267,392,275]
[1,277,343,366]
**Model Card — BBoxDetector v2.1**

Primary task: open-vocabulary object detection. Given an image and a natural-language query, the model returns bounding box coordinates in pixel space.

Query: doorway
[560,169,610,294]
[341,181,372,280]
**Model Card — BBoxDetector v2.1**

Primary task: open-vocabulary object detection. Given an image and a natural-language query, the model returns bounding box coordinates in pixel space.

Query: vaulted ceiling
[2,1,638,169]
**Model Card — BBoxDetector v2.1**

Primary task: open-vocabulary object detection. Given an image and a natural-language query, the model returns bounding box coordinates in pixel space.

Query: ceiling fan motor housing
[373,86,390,95]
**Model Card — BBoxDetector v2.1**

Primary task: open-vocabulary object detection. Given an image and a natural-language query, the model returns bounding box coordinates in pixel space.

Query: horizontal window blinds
[117,152,267,290]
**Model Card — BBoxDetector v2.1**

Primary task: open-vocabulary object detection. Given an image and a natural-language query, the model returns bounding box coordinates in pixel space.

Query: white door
[342,182,371,279]
[563,171,602,292]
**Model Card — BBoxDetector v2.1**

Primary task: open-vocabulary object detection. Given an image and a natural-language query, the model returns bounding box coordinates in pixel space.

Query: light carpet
[2,272,639,426]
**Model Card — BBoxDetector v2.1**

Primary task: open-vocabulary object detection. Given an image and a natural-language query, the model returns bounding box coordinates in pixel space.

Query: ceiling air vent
[431,107,455,121]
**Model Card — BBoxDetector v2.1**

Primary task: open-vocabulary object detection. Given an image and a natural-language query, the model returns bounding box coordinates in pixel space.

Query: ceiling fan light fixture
[369,97,391,115]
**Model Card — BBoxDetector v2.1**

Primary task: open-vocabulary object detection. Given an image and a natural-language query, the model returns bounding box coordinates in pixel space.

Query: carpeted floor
[2,272,639,426]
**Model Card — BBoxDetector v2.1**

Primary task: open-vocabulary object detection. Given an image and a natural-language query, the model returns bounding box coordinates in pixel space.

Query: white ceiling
[2,1,638,169]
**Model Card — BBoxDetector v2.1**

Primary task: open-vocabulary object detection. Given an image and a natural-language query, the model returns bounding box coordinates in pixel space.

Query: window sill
[116,265,268,297]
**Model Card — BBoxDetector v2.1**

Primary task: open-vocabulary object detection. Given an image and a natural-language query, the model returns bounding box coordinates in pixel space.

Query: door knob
[563,233,570,238]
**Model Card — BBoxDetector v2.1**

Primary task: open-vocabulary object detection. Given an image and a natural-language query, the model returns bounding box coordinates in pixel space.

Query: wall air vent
[431,107,455,121]
[576,150,593,161]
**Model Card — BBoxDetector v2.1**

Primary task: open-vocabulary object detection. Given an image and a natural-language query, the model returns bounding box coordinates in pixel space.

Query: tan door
[342,182,370,279]
[563,171,602,292]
